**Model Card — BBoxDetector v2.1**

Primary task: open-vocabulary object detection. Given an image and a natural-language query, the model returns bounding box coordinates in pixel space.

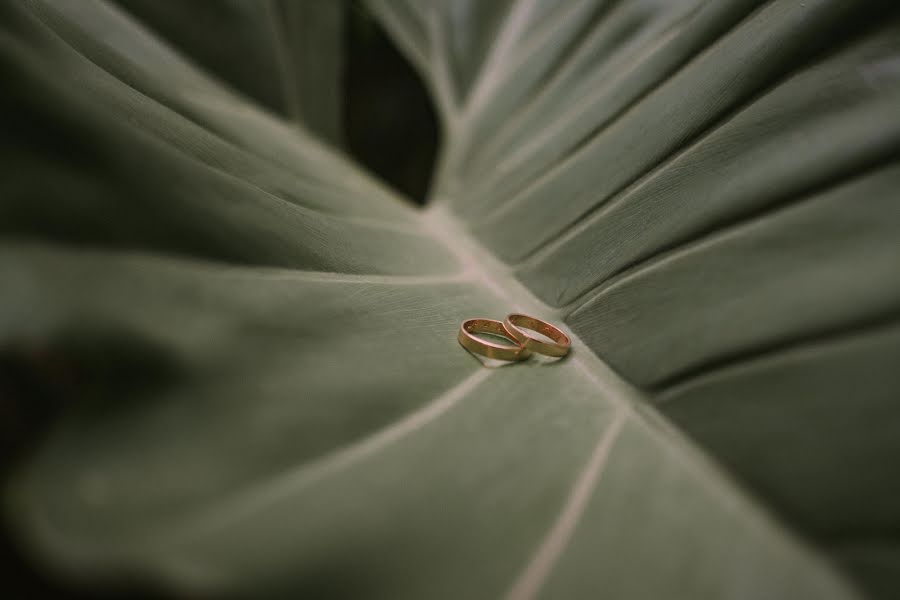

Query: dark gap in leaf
[0,324,184,474]
[835,546,900,600]
[0,351,175,600]
[0,516,170,600]
[0,350,75,481]
[343,2,439,205]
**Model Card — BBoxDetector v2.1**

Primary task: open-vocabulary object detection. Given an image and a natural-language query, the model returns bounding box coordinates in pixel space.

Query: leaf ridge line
[505,407,627,600]
[463,0,539,120]
[158,368,492,542]
[426,5,459,122]
[560,152,900,315]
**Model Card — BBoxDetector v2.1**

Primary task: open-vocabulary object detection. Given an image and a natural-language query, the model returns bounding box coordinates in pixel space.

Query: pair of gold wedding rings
[458,314,571,362]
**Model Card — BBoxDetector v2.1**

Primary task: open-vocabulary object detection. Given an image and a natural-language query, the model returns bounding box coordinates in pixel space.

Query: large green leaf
[370,0,900,595]
[3,0,898,598]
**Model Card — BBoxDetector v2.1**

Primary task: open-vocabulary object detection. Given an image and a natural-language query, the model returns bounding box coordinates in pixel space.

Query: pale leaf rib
[558,155,900,316]
[164,368,492,541]
[426,5,459,124]
[237,270,469,286]
[462,0,539,120]
[27,2,397,211]
[505,408,628,600]
[455,2,665,193]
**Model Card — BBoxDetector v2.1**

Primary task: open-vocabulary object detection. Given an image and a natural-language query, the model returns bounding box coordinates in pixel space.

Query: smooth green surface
[3,0,898,598]
[2,242,855,599]
[375,0,900,596]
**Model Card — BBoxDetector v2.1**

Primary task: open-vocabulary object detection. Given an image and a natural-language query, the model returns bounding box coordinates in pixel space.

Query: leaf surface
[5,0,899,598]
[367,0,900,595]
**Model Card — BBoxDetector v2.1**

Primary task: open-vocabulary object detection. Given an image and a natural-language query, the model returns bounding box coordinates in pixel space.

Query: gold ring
[458,318,531,361]
[503,314,571,357]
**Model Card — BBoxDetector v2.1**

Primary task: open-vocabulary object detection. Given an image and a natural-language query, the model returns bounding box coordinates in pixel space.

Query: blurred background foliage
[111,0,438,203]
[2,1,436,596]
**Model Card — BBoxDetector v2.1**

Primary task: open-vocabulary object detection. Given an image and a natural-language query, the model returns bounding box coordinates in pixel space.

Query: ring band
[458,318,531,361]
[503,314,571,357]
